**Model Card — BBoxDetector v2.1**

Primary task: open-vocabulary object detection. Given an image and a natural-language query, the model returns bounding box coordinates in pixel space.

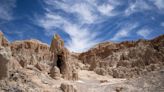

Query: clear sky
[0,0,164,52]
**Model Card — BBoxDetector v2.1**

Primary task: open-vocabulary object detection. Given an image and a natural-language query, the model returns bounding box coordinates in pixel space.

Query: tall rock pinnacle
[0,31,9,47]
[49,34,76,80]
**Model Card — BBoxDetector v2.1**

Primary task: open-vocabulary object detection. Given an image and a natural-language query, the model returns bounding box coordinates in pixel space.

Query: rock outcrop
[0,47,11,80]
[0,32,77,81]
[10,40,53,68]
[79,35,164,78]
[0,32,9,47]
[50,66,61,80]
[0,31,163,92]
[0,32,21,80]
[72,68,78,81]
[49,34,74,80]
[61,83,77,92]
[0,32,11,80]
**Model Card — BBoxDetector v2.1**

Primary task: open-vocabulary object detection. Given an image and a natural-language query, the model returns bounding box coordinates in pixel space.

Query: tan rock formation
[50,66,61,80]
[0,31,9,47]
[0,47,11,80]
[72,68,78,81]
[0,31,164,92]
[60,83,77,92]
[35,62,49,73]
[79,35,164,78]
[0,46,21,80]
[50,34,73,80]
[94,67,107,76]
[50,34,64,54]
[10,39,53,68]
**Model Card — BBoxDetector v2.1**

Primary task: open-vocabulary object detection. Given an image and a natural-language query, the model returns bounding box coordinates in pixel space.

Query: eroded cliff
[0,31,164,92]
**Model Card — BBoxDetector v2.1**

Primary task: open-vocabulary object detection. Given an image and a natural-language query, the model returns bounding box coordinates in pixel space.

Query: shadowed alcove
[56,55,63,73]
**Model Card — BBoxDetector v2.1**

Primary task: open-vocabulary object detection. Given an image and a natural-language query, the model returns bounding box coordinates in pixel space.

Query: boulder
[50,66,61,80]
[72,68,78,81]
[35,62,48,72]
[94,67,107,76]
[60,83,77,92]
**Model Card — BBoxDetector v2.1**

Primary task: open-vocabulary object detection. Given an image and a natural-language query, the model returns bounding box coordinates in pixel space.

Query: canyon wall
[79,35,164,78]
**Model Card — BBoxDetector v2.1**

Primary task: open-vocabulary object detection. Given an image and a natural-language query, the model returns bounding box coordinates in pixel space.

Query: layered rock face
[9,39,55,76]
[79,35,164,78]
[0,33,22,81]
[0,32,77,80]
[0,32,79,91]
[0,32,10,80]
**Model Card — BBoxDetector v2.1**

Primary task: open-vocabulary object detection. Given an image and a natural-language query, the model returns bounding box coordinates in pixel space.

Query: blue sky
[0,0,164,52]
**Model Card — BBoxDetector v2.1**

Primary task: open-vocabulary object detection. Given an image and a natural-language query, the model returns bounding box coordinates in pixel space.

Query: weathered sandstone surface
[79,35,164,78]
[0,31,163,92]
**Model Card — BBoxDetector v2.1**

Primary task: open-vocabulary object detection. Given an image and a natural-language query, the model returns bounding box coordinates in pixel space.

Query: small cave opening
[56,55,63,73]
